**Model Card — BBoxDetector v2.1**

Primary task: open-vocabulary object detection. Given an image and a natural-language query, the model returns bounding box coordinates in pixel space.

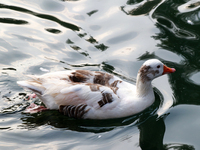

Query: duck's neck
[136,73,154,97]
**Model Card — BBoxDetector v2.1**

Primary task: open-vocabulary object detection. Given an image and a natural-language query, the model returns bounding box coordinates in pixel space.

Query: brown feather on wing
[69,70,93,83]
[93,71,113,86]
[59,104,90,119]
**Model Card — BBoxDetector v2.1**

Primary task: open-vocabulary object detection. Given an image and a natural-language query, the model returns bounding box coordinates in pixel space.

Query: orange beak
[162,65,176,75]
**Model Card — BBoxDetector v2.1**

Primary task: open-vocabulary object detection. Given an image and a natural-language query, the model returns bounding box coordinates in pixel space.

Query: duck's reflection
[138,115,195,150]
[19,110,195,150]
[139,115,166,150]
[19,109,139,133]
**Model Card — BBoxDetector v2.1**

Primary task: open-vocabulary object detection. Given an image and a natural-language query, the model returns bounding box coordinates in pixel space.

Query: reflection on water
[179,1,200,26]
[1,0,200,149]
[121,0,161,16]
[0,3,80,31]
[178,1,200,13]
[155,16,197,39]
[0,18,28,25]
[139,115,166,150]
[139,115,195,150]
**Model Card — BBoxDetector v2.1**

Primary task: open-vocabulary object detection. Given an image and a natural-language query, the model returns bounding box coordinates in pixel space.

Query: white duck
[17,59,175,119]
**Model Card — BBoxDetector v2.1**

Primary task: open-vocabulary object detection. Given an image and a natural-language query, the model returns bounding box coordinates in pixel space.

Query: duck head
[138,59,176,82]
[136,59,176,97]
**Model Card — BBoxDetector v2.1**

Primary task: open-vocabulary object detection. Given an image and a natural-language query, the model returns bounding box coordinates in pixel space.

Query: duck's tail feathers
[17,81,44,95]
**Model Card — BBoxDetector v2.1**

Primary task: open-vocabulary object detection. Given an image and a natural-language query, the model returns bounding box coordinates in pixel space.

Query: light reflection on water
[0,0,200,149]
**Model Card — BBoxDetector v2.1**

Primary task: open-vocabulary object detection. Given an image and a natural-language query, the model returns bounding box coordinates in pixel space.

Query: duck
[17,59,175,119]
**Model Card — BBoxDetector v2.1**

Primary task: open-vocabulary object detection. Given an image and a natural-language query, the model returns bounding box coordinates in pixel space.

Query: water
[0,0,200,149]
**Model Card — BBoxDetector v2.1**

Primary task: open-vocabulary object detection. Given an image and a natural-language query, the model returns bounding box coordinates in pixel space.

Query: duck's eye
[157,65,160,68]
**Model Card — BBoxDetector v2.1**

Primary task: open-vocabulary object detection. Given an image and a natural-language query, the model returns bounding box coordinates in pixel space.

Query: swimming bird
[17,59,175,119]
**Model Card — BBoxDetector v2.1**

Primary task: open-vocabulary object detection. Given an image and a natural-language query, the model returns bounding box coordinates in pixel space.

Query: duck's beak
[162,65,176,75]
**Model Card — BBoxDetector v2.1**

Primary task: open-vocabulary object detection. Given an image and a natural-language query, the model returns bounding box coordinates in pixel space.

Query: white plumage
[17,59,175,119]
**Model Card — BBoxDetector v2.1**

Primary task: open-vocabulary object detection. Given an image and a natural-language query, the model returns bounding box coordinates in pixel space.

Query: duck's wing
[57,83,120,105]
[59,80,127,119]
[56,81,137,119]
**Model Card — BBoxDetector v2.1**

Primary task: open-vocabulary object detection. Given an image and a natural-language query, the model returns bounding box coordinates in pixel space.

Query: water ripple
[0,3,80,31]
[121,0,161,16]
[0,18,28,25]
[178,1,200,13]
[155,16,197,40]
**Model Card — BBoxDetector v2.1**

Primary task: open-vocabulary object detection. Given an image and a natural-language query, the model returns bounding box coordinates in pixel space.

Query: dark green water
[0,0,200,149]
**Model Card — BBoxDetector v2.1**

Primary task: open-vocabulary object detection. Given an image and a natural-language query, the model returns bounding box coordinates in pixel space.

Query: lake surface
[0,0,200,149]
